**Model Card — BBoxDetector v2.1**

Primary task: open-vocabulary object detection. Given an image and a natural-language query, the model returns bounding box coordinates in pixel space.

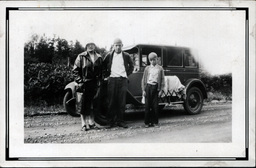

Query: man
[73,42,103,131]
[103,38,134,128]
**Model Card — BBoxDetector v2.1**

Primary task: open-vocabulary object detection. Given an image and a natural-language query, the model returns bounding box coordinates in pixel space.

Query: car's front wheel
[184,87,203,114]
[63,87,109,125]
[63,91,79,117]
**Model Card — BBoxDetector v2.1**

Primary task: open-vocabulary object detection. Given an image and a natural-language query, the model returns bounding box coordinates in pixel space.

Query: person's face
[149,57,157,66]
[113,43,122,54]
[157,57,162,65]
[87,44,95,52]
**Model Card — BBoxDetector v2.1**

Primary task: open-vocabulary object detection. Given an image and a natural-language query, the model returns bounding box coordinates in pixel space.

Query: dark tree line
[24,34,107,66]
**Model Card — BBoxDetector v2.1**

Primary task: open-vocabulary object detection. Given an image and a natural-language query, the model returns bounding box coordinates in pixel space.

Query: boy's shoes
[145,124,150,128]
[108,123,117,128]
[117,122,128,128]
[145,123,160,128]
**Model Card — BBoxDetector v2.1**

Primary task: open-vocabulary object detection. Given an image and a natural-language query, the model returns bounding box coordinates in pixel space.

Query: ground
[24,103,232,143]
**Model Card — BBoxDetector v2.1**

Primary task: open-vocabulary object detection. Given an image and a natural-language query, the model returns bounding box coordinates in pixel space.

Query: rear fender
[64,81,77,97]
[126,90,143,106]
[184,78,207,99]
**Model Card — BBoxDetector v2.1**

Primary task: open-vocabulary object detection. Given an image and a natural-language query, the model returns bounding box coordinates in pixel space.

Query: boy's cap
[113,38,123,45]
[148,52,158,59]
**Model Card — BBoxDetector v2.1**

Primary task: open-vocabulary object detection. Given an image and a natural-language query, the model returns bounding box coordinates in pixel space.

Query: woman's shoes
[81,125,90,131]
[81,124,97,131]
[81,125,86,131]
[89,123,96,129]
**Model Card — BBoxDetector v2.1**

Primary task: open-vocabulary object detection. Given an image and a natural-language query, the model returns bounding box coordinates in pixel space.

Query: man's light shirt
[110,52,127,78]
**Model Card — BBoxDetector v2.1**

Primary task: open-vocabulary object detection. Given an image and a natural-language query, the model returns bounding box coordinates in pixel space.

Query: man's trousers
[107,77,128,125]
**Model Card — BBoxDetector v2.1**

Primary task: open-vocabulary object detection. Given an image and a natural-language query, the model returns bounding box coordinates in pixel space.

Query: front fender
[184,78,207,99]
[64,81,77,97]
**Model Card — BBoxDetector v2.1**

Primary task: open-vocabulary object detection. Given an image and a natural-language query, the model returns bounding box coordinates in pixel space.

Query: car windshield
[124,47,140,72]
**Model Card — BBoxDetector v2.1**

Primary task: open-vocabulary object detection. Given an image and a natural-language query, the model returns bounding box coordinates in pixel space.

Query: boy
[141,52,165,128]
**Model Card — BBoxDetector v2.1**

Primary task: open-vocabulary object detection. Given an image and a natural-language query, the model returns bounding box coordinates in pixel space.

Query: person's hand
[76,83,84,92]
[97,80,101,87]
[158,90,163,97]
[143,91,146,97]
[78,83,83,87]
[75,82,83,87]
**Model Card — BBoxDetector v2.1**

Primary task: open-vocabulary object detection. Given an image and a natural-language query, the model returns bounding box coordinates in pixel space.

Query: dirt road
[24,103,232,143]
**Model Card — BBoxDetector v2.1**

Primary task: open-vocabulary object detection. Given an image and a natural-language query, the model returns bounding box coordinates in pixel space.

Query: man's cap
[148,52,158,60]
[113,38,123,45]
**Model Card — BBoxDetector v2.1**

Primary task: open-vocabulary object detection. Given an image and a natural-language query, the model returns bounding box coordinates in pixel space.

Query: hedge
[24,63,232,106]
[24,63,74,106]
[200,73,232,100]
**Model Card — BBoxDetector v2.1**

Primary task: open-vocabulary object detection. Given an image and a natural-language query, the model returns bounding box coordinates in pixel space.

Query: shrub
[25,63,232,106]
[200,72,232,101]
[24,63,74,106]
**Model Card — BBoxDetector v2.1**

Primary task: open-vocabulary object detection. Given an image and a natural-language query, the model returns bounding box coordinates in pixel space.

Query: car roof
[123,44,190,51]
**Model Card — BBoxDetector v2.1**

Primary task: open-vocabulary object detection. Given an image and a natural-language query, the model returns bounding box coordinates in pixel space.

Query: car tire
[184,87,203,115]
[63,91,79,117]
[93,98,109,126]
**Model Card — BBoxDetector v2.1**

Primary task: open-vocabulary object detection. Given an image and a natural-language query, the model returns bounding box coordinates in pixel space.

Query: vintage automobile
[63,44,207,122]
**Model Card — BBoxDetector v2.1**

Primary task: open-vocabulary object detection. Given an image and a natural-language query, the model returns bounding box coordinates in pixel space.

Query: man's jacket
[103,51,134,78]
[73,51,103,84]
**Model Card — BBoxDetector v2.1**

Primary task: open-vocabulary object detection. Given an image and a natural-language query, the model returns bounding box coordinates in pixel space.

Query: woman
[72,42,103,131]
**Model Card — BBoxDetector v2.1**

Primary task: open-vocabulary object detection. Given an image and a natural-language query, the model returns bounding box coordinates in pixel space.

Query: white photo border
[2,1,255,167]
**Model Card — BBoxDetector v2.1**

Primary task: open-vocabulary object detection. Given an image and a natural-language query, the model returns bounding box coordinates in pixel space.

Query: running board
[165,101,184,106]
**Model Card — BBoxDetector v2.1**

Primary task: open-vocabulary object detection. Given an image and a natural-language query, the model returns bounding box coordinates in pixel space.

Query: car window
[157,55,162,65]
[142,54,148,67]
[130,53,140,72]
[124,47,140,71]
[166,47,183,67]
[184,50,197,67]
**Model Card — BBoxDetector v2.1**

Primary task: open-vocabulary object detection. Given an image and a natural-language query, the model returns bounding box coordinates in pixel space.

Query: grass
[24,104,65,117]
[24,91,231,117]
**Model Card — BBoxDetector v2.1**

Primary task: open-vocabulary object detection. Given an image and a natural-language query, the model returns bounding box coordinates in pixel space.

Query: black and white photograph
[1,0,255,167]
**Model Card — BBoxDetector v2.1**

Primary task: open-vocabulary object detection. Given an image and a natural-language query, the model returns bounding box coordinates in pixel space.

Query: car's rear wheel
[184,87,203,114]
[93,94,109,126]
[63,91,79,117]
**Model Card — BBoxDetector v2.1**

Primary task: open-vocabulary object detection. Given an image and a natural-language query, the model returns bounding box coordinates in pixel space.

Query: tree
[35,35,54,63]
[24,34,39,63]
[24,34,107,65]
[96,47,108,59]
[53,38,70,65]
[69,40,85,66]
